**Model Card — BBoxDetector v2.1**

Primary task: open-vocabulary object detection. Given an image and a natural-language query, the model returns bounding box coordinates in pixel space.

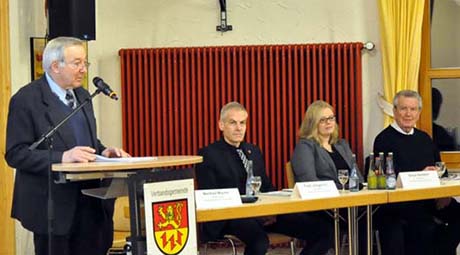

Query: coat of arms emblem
[152,199,189,254]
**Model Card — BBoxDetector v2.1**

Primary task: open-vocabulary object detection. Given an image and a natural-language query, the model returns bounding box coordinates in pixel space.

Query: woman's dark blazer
[291,138,363,187]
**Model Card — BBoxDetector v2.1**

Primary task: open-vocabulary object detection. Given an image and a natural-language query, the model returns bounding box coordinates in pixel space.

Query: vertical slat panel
[204,47,210,147]
[343,44,350,141]
[148,50,156,156]
[120,42,364,188]
[207,48,213,145]
[184,48,191,155]
[273,46,289,186]
[292,45,303,163]
[217,47,224,139]
[306,46,312,109]
[172,48,179,155]
[287,45,294,177]
[262,46,270,182]
[268,46,276,182]
[196,48,203,149]
[154,50,162,155]
[337,44,343,139]
[349,45,356,153]
[190,48,198,156]
[256,47,263,148]
[330,44,337,112]
[141,49,148,156]
[179,48,186,155]
[119,51,127,151]
[167,49,174,155]
[132,50,139,156]
[274,46,282,188]
[354,43,364,163]
[160,49,167,155]
[244,47,252,142]
[318,44,324,99]
[312,45,318,99]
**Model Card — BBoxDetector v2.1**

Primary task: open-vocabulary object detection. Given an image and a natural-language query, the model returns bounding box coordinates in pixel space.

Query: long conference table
[53,160,460,255]
[196,179,460,255]
[197,189,387,255]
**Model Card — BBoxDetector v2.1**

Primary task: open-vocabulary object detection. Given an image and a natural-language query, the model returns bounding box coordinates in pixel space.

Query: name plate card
[195,188,242,209]
[291,180,340,199]
[396,171,440,189]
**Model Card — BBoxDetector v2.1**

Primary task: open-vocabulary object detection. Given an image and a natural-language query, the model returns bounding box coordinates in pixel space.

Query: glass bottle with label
[377,152,386,189]
[367,152,377,190]
[349,154,360,192]
[386,152,396,190]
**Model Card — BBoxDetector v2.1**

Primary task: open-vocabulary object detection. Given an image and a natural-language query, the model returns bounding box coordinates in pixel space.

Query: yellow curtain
[378,0,425,126]
[0,0,15,254]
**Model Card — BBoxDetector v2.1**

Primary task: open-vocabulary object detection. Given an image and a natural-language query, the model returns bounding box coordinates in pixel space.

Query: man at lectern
[196,101,333,255]
[5,37,129,255]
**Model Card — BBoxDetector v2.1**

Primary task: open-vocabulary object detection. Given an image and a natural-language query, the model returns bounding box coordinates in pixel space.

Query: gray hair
[42,37,84,73]
[220,101,247,121]
[393,90,422,109]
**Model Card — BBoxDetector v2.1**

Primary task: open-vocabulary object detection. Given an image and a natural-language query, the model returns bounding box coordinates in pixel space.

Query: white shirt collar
[391,122,414,135]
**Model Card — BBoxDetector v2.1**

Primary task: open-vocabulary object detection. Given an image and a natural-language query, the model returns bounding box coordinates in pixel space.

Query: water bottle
[245,160,254,196]
[367,153,377,190]
[349,154,360,192]
[386,152,396,190]
[377,152,386,189]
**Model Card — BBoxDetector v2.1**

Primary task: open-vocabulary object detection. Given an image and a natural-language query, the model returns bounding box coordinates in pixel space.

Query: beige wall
[9,0,384,253]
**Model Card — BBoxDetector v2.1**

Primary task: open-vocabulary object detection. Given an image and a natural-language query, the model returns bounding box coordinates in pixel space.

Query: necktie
[65,90,75,109]
[236,149,250,173]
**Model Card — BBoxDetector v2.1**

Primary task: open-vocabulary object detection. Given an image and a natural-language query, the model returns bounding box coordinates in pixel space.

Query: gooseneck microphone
[92,77,119,100]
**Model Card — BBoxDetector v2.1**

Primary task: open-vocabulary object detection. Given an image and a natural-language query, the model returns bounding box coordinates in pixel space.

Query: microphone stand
[28,89,103,255]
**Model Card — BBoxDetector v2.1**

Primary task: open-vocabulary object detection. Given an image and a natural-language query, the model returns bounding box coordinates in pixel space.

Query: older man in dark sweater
[373,90,460,255]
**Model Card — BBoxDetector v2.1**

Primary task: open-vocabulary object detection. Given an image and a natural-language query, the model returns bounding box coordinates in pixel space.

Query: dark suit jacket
[195,138,274,241]
[291,138,363,187]
[5,76,110,235]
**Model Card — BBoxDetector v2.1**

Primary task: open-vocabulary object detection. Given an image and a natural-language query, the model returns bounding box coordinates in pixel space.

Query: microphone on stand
[93,77,119,100]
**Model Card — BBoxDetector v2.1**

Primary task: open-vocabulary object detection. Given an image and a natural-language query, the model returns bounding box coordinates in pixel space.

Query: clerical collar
[391,122,414,135]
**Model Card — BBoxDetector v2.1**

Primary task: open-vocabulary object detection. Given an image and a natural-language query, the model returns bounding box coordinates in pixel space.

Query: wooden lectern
[52,155,202,255]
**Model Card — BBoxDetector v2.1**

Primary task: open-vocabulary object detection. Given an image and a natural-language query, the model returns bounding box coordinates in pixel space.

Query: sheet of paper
[261,190,292,197]
[95,154,158,163]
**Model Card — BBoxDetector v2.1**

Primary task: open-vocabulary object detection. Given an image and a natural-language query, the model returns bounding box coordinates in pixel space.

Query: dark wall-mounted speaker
[48,0,96,40]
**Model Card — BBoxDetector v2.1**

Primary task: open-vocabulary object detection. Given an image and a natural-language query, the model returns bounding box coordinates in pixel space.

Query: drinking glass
[338,169,349,192]
[436,161,447,179]
[250,176,262,195]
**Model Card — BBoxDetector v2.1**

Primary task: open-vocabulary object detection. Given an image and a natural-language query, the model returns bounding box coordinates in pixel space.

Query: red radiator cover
[119,43,363,189]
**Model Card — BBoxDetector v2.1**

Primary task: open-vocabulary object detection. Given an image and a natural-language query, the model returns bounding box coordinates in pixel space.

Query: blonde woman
[291,100,368,254]
[291,100,363,188]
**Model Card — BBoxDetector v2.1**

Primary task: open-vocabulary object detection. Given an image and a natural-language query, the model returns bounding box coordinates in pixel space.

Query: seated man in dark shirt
[373,90,460,255]
[196,101,333,255]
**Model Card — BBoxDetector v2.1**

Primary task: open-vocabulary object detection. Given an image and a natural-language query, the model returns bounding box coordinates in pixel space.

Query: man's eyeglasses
[319,115,336,124]
[64,60,91,70]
